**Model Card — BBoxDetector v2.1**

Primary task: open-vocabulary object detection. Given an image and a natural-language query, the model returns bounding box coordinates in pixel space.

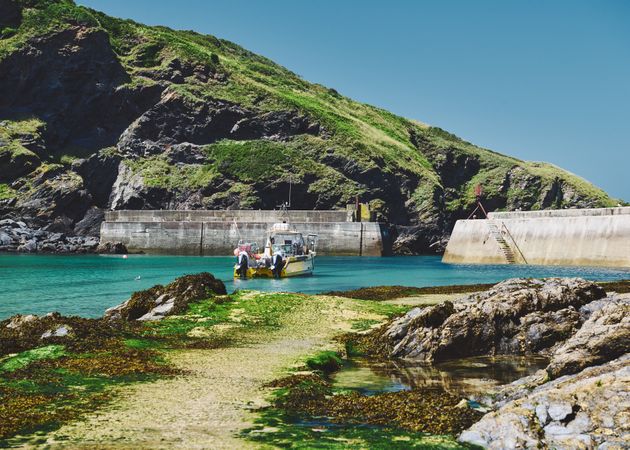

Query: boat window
[272,243,294,255]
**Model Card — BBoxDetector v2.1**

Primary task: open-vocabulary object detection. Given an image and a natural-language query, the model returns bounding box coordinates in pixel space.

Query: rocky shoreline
[0,218,99,253]
[1,276,628,448]
[349,278,629,449]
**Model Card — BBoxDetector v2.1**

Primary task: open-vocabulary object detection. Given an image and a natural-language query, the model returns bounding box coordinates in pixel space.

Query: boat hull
[234,254,315,278]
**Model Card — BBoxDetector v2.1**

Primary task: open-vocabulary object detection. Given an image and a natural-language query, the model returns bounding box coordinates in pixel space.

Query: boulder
[104,272,227,321]
[5,314,38,330]
[0,230,14,246]
[379,278,606,361]
[96,241,128,254]
[459,355,630,450]
[0,219,100,253]
[17,239,37,252]
[0,146,41,183]
[108,162,170,210]
[41,324,73,339]
[546,294,630,378]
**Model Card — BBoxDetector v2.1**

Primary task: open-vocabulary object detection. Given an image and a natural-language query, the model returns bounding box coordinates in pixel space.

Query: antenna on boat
[276,175,292,210]
[287,174,292,208]
[467,184,489,219]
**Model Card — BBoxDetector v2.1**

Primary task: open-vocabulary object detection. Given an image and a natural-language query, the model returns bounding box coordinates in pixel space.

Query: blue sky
[78,0,630,201]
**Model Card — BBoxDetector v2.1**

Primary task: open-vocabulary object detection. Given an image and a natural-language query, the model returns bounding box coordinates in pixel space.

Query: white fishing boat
[233,222,317,278]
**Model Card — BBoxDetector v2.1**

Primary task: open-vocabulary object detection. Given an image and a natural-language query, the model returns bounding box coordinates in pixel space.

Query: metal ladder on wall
[487,220,522,264]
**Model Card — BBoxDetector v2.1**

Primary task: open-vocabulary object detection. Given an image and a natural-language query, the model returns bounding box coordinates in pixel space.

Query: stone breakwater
[0,218,99,253]
[443,206,630,268]
[362,278,629,449]
[100,209,392,256]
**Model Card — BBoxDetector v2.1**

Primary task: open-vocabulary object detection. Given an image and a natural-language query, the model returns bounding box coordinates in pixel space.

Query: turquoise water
[0,254,629,319]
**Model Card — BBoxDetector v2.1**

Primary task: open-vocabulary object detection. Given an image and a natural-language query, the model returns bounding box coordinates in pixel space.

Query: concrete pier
[443,207,630,268]
[100,210,391,256]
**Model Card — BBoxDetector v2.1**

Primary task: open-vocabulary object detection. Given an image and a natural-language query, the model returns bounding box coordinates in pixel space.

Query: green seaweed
[243,409,479,449]
[326,284,493,301]
[305,351,343,374]
[0,345,66,372]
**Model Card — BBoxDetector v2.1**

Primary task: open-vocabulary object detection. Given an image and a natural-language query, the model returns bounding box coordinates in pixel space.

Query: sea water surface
[1,254,629,319]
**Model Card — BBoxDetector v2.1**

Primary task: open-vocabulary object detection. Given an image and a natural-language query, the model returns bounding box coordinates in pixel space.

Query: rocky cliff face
[0,0,617,253]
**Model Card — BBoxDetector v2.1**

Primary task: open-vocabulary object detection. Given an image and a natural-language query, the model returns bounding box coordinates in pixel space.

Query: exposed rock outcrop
[0,26,161,153]
[366,278,629,449]
[546,294,630,378]
[104,272,227,321]
[12,168,93,230]
[459,355,629,450]
[378,278,606,361]
[0,145,40,183]
[116,92,324,158]
[73,151,122,207]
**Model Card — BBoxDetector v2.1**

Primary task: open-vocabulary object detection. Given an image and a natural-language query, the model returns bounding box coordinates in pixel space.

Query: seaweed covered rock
[375,278,606,361]
[104,272,227,321]
[0,312,121,356]
[459,354,630,450]
[271,372,483,435]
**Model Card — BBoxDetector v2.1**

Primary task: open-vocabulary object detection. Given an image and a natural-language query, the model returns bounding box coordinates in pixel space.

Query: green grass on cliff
[0,0,618,215]
[126,137,363,207]
[0,184,16,199]
[0,118,44,159]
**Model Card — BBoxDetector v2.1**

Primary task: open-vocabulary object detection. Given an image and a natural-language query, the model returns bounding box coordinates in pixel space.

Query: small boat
[233,222,317,278]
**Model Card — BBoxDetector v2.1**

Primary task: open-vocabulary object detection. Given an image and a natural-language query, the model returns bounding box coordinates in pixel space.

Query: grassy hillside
[0,0,617,252]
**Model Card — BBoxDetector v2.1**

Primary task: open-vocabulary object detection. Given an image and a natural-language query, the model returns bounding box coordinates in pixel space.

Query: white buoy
[122,254,128,259]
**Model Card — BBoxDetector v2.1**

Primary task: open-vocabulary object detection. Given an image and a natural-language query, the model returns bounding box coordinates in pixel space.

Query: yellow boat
[233,222,317,278]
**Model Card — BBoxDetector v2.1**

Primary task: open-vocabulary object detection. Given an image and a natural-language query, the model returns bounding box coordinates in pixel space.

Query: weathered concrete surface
[443,207,630,268]
[105,209,354,223]
[100,210,390,256]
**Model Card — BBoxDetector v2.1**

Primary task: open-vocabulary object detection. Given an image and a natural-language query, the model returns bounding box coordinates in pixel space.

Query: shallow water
[0,254,629,319]
[333,355,549,397]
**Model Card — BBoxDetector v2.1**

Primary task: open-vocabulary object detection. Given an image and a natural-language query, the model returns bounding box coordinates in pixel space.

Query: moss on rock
[106,272,227,321]
[326,283,493,301]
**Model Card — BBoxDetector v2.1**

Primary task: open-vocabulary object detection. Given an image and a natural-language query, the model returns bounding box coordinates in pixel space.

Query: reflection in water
[333,355,548,397]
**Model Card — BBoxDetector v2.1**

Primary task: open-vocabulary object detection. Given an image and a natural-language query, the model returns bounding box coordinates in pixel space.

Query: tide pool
[1,254,629,319]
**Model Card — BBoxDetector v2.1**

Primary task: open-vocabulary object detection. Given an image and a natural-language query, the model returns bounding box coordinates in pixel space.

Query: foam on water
[0,254,628,319]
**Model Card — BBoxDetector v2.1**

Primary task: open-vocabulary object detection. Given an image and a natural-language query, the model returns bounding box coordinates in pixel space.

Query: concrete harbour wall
[443,207,630,268]
[100,210,390,256]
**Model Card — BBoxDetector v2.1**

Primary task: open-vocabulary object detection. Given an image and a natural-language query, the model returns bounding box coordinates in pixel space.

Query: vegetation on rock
[0,0,619,252]
[326,283,494,301]
[246,351,482,449]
